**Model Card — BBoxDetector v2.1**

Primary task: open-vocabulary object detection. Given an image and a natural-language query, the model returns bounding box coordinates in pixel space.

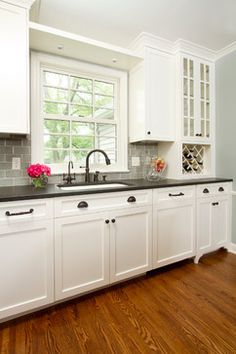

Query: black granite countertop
[0,177,233,202]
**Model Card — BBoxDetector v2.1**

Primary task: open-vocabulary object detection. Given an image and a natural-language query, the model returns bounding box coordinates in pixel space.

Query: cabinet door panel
[197,199,212,252]
[212,198,230,247]
[55,214,109,300]
[110,206,152,282]
[0,2,28,134]
[153,202,195,268]
[0,220,54,320]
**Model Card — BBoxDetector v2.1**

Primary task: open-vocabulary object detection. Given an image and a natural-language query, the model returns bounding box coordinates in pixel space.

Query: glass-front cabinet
[182,55,213,142]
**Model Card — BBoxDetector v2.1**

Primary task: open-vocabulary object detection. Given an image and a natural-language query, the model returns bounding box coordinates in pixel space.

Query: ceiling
[30,0,236,51]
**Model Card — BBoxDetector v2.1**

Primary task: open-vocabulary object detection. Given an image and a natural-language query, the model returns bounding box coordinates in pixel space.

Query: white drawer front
[197,183,231,198]
[0,199,54,225]
[153,186,195,206]
[54,190,152,217]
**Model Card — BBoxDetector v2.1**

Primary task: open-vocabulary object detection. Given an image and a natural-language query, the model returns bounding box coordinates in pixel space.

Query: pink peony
[26,163,51,178]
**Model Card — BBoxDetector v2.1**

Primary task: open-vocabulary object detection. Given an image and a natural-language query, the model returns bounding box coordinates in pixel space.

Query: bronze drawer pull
[77,201,88,208]
[127,196,136,203]
[168,192,184,197]
[5,208,34,217]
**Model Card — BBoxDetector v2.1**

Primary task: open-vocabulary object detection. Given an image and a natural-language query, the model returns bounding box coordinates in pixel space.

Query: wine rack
[182,144,205,175]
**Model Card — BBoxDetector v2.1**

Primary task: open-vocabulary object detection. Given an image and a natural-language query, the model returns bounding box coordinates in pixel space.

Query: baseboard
[228,243,236,254]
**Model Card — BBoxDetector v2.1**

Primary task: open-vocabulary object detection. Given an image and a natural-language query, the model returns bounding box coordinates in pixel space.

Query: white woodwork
[109,206,152,282]
[55,213,109,300]
[0,1,29,134]
[0,219,54,320]
[0,199,53,225]
[29,22,142,71]
[129,47,175,143]
[4,0,35,9]
[54,190,152,218]
[196,182,231,197]
[153,187,195,268]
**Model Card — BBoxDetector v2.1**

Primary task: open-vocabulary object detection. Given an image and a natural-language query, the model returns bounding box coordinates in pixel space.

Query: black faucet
[85,149,111,182]
[63,160,76,184]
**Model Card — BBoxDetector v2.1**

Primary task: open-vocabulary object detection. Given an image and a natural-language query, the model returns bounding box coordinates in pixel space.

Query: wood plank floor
[0,249,236,354]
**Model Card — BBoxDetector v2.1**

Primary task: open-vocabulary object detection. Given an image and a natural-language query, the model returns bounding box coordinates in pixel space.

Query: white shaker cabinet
[0,1,29,134]
[152,186,196,268]
[129,48,175,142]
[54,213,110,300]
[196,183,231,262]
[0,198,54,320]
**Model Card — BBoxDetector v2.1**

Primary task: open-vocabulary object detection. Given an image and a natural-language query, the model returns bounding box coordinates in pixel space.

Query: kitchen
[0,0,236,353]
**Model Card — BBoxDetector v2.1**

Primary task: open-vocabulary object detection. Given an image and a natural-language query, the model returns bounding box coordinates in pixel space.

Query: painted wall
[216,50,236,243]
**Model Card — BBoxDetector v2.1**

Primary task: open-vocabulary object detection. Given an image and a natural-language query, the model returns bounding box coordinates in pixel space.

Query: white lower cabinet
[0,220,54,320]
[196,195,231,262]
[55,213,110,300]
[109,206,152,282]
[153,187,196,268]
[55,205,152,300]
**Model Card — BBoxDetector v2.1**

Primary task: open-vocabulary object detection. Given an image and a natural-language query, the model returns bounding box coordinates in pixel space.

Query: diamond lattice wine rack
[182,144,205,175]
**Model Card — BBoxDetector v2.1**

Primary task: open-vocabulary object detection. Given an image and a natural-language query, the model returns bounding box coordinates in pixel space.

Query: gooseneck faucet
[63,160,76,184]
[85,149,111,182]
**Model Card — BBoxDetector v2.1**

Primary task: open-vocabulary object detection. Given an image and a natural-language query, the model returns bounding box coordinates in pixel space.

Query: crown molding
[173,39,216,62]
[215,41,236,61]
[2,0,36,9]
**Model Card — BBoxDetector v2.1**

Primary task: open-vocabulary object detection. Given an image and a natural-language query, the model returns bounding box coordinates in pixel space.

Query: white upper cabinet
[129,47,175,143]
[0,1,29,134]
[179,54,214,143]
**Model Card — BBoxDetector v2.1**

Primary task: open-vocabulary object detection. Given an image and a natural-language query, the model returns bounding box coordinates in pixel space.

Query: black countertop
[0,177,232,202]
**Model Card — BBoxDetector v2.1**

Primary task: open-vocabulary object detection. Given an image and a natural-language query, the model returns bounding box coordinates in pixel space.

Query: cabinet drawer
[54,190,152,218]
[153,186,195,206]
[197,183,231,198]
[0,199,54,225]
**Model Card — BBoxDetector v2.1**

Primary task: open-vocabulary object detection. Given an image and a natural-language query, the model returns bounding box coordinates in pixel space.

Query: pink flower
[26,163,51,178]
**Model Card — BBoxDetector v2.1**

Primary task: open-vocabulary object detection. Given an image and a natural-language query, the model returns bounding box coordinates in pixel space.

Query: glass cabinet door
[183,58,195,138]
[200,63,210,138]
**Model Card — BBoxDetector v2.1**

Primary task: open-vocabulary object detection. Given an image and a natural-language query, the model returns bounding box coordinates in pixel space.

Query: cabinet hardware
[212,202,219,206]
[5,208,34,217]
[105,219,110,224]
[168,192,184,197]
[77,201,88,208]
[111,219,116,223]
[203,188,209,193]
[147,131,151,135]
[218,187,224,192]
[127,196,136,203]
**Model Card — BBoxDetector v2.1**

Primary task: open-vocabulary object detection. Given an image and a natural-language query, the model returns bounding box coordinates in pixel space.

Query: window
[31,52,128,174]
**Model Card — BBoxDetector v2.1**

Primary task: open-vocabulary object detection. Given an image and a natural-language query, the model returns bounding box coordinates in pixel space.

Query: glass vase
[32,174,48,188]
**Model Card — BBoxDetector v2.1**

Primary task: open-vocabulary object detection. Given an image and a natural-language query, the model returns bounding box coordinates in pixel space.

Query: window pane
[98,137,116,150]
[70,77,92,92]
[43,87,68,102]
[70,105,92,118]
[97,124,116,137]
[72,136,94,149]
[72,150,93,165]
[44,149,69,163]
[95,81,114,96]
[70,91,92,105]
[44,120,70,134]
[72,122,94,135]
[189,60,194,78]
[183,58,188,77]
[44,135,70,149]
[43,102,68,115]
[94,108,114,120]
[200,64,204,81]
[43,71,68,88]
[95,95,114,109]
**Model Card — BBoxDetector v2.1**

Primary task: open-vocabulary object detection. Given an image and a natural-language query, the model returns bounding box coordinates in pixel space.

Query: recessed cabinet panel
[0,2,29,134]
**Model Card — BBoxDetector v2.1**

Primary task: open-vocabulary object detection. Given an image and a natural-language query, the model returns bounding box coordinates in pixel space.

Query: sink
[57,182,130,191]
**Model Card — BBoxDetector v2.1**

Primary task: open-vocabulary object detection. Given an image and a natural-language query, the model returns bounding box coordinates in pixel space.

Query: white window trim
[30,51,128,175]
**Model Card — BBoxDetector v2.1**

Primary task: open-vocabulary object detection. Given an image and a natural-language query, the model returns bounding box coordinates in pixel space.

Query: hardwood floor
[0,249,236,354]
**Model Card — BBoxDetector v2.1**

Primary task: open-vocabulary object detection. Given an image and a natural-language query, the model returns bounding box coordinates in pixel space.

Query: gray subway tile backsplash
[0,136,158,186]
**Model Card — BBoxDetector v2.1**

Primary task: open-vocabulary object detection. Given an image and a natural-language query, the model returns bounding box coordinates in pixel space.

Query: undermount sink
[57,182,130,191]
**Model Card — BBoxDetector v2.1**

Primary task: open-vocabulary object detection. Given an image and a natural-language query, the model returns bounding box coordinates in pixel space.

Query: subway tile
[0,146,12,154]
[13,146,30,155]
[6,170,22,178]
[6,139,22,146]
[0,178,14,186]
[0,162,12,170]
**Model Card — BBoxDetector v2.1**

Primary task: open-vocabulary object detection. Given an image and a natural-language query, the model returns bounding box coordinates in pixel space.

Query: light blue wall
[216,51,236,243]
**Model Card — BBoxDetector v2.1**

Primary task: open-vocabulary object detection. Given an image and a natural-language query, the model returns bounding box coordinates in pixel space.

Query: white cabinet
[54,190,152,300]
[0,219,54,320]
[129,47,175,142]
[196,183,231,262]
[110,206,152,282]
[180,55,214,143]
[153,187,196,268]
[55,213,109,300]
[0,1,29,134]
